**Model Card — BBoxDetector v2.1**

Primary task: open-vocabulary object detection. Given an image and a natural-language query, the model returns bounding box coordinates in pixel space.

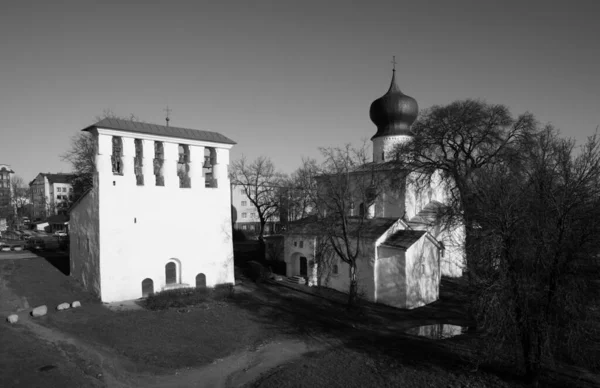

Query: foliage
[467,126,600,383]
[246,260,273,283]
[392,99,537,273]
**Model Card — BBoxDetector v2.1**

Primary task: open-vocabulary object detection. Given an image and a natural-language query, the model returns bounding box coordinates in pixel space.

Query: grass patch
[143,284,235,310]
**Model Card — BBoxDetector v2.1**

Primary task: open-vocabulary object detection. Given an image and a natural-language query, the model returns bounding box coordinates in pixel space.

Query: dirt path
[20,315,324,388]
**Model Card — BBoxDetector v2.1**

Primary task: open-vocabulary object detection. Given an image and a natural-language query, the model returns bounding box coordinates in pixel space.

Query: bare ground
[1,255,599,387]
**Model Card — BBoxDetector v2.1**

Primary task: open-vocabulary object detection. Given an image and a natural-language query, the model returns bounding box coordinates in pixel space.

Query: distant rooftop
[83,118,236,145]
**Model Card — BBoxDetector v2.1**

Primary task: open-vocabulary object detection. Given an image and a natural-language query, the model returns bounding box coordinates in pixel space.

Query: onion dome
[369,70,418,139]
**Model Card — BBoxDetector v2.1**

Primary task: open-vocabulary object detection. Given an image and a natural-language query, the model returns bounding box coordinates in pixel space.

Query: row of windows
[56,195,73,201]
[112,136,218,188]
[293,240,305,248]
[55,187,72,193]
[240,212,256,219]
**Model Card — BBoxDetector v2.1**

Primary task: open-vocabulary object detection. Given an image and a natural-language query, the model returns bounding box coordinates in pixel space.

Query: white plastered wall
[70,186,101,298]
[88,129,235,302]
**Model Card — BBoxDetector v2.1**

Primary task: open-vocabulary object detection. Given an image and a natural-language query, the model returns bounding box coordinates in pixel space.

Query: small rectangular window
[241,200,247,206]
[241,213,247,218]
[299,241,304,248]
[250,212,255,218]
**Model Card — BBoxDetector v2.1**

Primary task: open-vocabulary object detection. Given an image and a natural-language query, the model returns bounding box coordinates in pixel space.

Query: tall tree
[392,99,537,279]
[230,156,287,257]
[61,110,140,200]
[9,176,31,221]
[468,126,600,384]
[299,144,393,306]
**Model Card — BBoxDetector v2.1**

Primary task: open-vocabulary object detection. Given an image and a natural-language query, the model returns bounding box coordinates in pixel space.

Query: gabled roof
[29,173,75,186]
[286,216,398,240]
[381,229,426,249]
[46,173,76,185]
[84,118,236,145]
[406,200,444,228]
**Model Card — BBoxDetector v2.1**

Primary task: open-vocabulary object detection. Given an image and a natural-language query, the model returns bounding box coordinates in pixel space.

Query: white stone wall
[71,129,235,303]
[375,246,406,307]
[404,235,440,309]
[70,186,101,298]
[283,233,376,300]
[372,135,413,163]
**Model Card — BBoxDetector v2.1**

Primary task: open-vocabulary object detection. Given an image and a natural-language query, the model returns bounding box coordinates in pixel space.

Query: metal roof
[382,229,426,249]
[286,216,398,240]
[84,118,236,145]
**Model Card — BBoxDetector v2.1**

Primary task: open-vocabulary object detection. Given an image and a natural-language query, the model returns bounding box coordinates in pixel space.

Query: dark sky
[1,0,598,181]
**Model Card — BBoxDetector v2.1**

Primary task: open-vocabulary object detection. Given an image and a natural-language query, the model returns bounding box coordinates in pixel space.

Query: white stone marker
[7,314,18,324]
[31,305,47,317]
[56,303,70,311]
[71,301,81,308]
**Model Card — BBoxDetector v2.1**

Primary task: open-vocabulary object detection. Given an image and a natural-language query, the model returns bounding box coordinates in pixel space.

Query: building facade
[230,184,280,235]
[29,173,75,219]
[69,118,236,302]
[283,69,465,309]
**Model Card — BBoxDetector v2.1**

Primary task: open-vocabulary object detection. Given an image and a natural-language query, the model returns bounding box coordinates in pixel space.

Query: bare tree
[468,126,600,384]
[300,143,394,306]
[392,99,537,282]
[230,156,287,257]
[284,158,319,225]
[9,176,31,221]
[61,110,140,199]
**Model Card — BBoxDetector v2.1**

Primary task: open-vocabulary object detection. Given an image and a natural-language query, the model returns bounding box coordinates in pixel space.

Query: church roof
[406,200,444,228]
[369,70,418,140]
[286,216,398,240]
[381,229,426,249]
[84,118,236,145]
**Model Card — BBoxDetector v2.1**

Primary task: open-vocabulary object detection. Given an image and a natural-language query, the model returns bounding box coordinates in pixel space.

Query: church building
[69,118,236,302]
[283,68,465,309]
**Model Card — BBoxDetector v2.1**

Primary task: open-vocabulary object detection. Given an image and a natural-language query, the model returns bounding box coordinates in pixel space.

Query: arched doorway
[142,278,154,297]
[196,273,206,288]
[165,262,177,285]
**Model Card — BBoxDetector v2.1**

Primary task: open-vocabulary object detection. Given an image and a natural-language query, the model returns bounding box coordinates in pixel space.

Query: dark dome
[369,70,418,139]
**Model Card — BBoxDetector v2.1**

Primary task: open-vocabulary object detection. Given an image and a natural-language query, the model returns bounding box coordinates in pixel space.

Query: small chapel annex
[283,68,465,309]
[69,118,236,302]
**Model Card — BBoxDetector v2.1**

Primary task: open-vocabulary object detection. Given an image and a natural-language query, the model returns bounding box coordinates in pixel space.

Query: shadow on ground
[35,250,70,276]
[230,278,595,388]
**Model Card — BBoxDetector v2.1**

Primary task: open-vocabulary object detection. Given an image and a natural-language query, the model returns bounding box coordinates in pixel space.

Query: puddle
[405,324,469,340]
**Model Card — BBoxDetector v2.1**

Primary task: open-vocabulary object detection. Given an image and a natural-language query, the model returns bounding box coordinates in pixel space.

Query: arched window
[134,139,144,185]
[196,273,206,288]
[111,137,123,175]
[165,262,177,284]
[204,147,217,188]
[178,144,190,188]
[154,141,164,186]
[141,278,154,297]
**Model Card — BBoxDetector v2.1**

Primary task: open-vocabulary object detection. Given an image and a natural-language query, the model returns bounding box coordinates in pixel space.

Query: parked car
[26,238,45,251]
[54,231,68,237]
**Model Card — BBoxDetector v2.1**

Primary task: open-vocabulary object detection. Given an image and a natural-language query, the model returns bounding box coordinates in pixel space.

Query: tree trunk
[348,263,358,307]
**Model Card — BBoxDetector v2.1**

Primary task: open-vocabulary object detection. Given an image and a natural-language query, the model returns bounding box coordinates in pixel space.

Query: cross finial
[391,56,397,72]
[164,106,172,127]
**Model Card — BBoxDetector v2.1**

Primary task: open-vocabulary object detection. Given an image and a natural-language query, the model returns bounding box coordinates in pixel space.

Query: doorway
[300,256,308,277]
